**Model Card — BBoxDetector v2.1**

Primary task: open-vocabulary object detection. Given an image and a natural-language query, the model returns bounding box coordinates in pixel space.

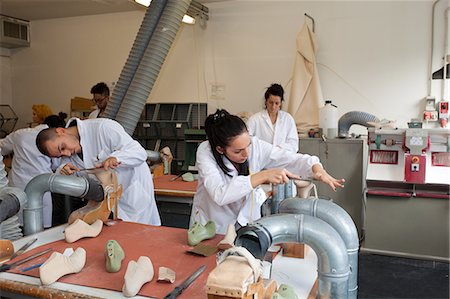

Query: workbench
[153,175,196,229]
[0,222,318,298]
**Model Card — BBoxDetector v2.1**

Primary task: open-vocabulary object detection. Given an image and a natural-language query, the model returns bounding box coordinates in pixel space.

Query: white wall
[3,1,449,133]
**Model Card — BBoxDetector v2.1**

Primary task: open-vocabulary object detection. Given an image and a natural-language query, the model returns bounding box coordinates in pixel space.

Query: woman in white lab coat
[0,114,65,228]
[36,118,161,226]
[247,84,298,152]
[190,110,344,234]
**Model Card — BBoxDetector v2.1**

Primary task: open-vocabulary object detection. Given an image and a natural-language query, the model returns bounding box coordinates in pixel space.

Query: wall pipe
[103,0,168,120]
[279,198,359,299]
[23,174,104,236]
[115,0,192,135]
[235,214,350,299]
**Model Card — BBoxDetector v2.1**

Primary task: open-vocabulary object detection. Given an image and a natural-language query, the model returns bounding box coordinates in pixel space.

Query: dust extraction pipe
[279,198,359,299]
[115,0,192,135]
[23,174,104,236]
[104,0,168,119]
[338,111,379,138]
[235,214,350,299]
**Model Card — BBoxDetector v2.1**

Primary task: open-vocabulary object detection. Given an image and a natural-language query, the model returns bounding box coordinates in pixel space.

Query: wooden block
[282,243,305,258]
[207,278,275,299]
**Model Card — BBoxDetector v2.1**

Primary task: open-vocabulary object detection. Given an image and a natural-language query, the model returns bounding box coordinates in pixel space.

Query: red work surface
[153,175,198,193]
[9,221,222,298]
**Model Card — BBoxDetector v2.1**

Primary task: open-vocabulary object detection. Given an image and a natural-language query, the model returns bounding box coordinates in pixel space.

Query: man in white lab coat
[0,115,65,228]
[36,118,161,226]
[247,83,298,153]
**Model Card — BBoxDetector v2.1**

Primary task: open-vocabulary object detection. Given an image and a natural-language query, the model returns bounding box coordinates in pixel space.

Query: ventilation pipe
[23,174,104,236]
[338,111,379,138]
[115,0,192,135]
[235,214,350,299]
[0,187,27,240]
[104,0,168,119]
[279,198,359,299]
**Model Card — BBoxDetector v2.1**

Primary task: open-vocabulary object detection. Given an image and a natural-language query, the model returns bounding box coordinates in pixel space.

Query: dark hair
[90,82,110,96]
[264,83,284,102]
[36,128,58,156]
[205,109,248,175]
[42,112,67,128]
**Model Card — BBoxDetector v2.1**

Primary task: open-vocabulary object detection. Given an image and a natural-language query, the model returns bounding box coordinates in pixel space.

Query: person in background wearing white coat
[190,109,344,234]
[88,82,110,119]
[247,83,298,152]
[0,113,66,228]
[36,118,161,226]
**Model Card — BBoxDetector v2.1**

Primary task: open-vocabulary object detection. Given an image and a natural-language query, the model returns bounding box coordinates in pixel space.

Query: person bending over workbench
[36,117,161,226]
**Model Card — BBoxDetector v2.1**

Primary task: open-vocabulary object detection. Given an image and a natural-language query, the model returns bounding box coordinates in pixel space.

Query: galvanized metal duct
[23,174,104,236]
[235,214,350,299]
[279,198,359,299]
[115,0,192,135]
[104,0,168,119]
[338,111,379,138]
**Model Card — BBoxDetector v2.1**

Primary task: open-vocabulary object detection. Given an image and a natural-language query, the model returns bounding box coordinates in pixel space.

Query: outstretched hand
[313,170,345,191]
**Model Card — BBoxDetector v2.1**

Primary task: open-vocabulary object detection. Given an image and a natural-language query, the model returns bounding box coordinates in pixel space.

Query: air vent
[0,15,30,48]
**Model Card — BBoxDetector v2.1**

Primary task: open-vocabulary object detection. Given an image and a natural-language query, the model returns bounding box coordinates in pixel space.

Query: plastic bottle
[319,100,338,138]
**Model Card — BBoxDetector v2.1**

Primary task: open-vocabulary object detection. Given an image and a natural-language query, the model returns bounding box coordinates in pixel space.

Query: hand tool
[170,173,184,181]
[0,248,52,272]
[163,265,206,299]
[10,237,37,260]
[21,262,44,272]
[77,167,99,172]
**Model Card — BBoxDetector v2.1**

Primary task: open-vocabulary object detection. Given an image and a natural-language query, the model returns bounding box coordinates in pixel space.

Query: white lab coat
[190,136,320,234]
[0,124,60,227]
[247,110,299,153]
[88,108,100,119]
[60,118,161,226]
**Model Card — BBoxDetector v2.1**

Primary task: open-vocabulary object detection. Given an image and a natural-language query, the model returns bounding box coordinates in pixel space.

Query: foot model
[217,224,236,250]
[64,219,103,243]
[272,284,298,299]
[122,256,154,297]
[188,221,216,246]
[39,248,86,285]
[105,240,125,273]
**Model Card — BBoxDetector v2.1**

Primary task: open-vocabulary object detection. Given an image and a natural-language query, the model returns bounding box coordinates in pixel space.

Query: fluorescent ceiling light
[182,14,195,25]
[135,0,151,6]
[134,0,195,24]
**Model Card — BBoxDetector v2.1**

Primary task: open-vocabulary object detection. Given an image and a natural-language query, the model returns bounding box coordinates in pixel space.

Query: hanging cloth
[287,22,323,136]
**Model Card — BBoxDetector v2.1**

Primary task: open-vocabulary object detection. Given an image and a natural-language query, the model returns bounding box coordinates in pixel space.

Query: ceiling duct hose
[115,0,192,135]
[279,198,359,299]
[338,111,379,138]
[23,174,104,236]
[236,213,350,299]
[104,0,168,119]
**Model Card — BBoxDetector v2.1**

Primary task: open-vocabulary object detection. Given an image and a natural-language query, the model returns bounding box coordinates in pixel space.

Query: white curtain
[288,22,323,136]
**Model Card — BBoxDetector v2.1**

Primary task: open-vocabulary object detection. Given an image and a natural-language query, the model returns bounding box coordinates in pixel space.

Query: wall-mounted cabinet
[133,103,207,174]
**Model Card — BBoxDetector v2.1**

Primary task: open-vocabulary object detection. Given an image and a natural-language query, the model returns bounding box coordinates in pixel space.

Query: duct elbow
[338,111,379,138]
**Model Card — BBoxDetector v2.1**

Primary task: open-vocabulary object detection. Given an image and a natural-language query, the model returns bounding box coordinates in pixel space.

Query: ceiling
[0,0,219,21]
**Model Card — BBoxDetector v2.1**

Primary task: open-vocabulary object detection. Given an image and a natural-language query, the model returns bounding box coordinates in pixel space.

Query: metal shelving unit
[133,103,207,174]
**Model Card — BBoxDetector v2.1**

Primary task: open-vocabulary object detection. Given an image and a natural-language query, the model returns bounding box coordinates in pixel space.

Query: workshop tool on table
[10,237,37,260]
[21,262,44,272]
[163,265,206,299]
[170,173,184,181]
[0,248,52,272]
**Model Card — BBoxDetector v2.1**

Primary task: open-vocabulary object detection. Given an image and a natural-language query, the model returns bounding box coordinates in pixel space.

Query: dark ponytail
[205,109,248,175]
